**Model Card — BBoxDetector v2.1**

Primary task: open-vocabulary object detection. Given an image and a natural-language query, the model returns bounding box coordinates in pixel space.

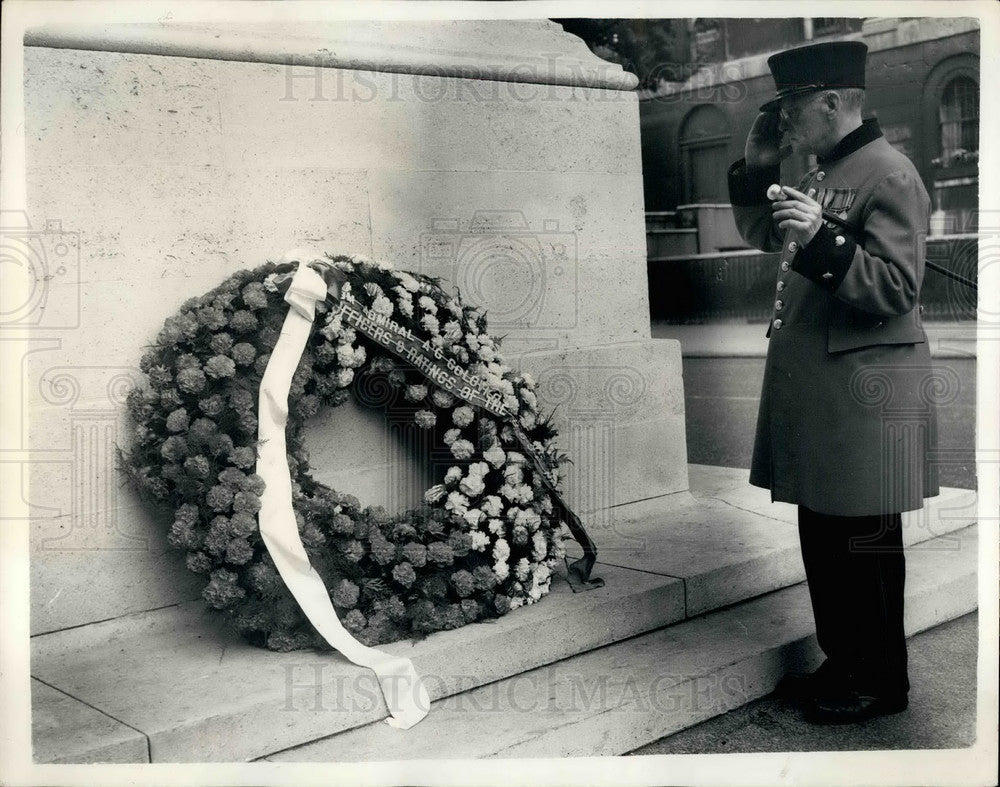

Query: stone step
[266,523,978,761]
[30,466,977,763]
[30,679,149,764]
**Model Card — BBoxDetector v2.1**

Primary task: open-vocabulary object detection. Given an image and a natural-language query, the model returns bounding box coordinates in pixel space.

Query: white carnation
[483,443,506,468]
[470,531,490,551]
[445,491,469,516]
[453,406,475,428]
[462,507,484,527]
[450,439,475,460]
[482,495,503,517]
[459,473,485,498]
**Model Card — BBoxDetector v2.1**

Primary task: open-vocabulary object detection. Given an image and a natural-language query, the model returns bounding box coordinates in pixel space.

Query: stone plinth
[19,21,680,635]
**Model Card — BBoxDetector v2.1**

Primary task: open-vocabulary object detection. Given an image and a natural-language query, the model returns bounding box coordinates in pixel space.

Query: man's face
[778,92,833,155]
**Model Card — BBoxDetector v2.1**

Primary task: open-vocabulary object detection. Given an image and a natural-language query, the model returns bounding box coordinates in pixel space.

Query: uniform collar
[817,117,883,165]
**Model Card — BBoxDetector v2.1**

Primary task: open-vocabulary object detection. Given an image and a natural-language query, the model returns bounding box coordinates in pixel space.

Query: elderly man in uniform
[727,40,940,724]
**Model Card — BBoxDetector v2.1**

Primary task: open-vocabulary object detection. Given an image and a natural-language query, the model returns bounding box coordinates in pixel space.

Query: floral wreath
[123,254,585,652]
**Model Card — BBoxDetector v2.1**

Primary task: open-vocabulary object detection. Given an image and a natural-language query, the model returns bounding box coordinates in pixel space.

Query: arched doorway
[679,105,732,203]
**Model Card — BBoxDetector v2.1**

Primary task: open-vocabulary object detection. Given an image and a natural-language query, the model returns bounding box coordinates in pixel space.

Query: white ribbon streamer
[256,252,430,729]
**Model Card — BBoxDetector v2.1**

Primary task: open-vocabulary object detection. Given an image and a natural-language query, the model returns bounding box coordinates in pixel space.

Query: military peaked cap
[761,40,868,112]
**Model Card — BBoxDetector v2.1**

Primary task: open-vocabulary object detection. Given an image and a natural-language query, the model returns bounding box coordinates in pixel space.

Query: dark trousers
[797,505,909,697]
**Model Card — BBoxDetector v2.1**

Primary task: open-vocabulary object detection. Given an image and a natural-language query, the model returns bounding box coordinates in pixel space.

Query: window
[938,76,979,161]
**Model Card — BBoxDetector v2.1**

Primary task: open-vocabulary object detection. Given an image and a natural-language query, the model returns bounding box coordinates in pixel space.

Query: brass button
[773,318,783,330]
[834,235,845,247]
[816,171,826,181]
[788,241,798,252]
[822,272,834,280]
[775,300,783,310]
[776,281,785,292]
[781,261,790,272]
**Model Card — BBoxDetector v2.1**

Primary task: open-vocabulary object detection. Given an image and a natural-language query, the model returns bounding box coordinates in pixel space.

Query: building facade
[639,17,980,320]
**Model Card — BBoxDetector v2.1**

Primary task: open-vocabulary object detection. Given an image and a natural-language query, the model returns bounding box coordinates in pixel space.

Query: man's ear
[821,90,842,115]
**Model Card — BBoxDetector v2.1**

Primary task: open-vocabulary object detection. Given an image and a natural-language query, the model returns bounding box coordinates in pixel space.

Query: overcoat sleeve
[727,158,783,253]
[791,168,930,317]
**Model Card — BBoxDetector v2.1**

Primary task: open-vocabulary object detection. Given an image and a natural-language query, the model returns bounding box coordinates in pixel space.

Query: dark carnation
[176,368,207,394]
[218,467,247,488]
[159,390,184,412]
[230,511,258,538]
[443,604,465,630]
[199,394,225,417]
[254,353,271,376]
[148,365,172,389]
[420,576,448,600]
[225,538,254,565]
[392,562,417,588]
[451,570,475,598]
[202,568,245,610]
[331,513,355,535]
[342,539,365,563]
[427,542,454,566]
[186,551,213,573]
[448,531,472,557]
[241,282,269,310]
[242,473,265,495]
[343,609,366,633]
[208,432,235,458]
[197,306,228,330]
[175,503,200,527]
[228,446,257,469]
[233,491,261,513]
[401,542,427,568]
[332,579,360,609]
[230,310,259,333]
[370,534,396,566]
[205,354,237,380]
[183,455,211,479]
[460,599,481,622]
[206,484,234,513]
[204,515,232,556]
[189,418,218,442]
[160,435,189,463]
[231,342,257,366]
[210,333,234,354]
[176,353,201,370]
[493,594,512,614]
[472,565,498,592]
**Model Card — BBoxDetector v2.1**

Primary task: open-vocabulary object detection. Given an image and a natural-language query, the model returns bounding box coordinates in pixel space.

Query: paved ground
[629,612,979,754]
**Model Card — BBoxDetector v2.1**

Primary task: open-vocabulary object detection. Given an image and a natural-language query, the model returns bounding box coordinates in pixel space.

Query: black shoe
[805,690,909,725]
[774,661,846,703]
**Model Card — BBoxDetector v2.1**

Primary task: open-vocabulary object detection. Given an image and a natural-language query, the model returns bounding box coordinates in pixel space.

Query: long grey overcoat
[729,118,941,516]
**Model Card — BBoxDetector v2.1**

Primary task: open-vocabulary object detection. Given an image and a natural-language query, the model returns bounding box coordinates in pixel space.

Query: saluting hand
[745,112,792,169]
[771,186,823,243]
